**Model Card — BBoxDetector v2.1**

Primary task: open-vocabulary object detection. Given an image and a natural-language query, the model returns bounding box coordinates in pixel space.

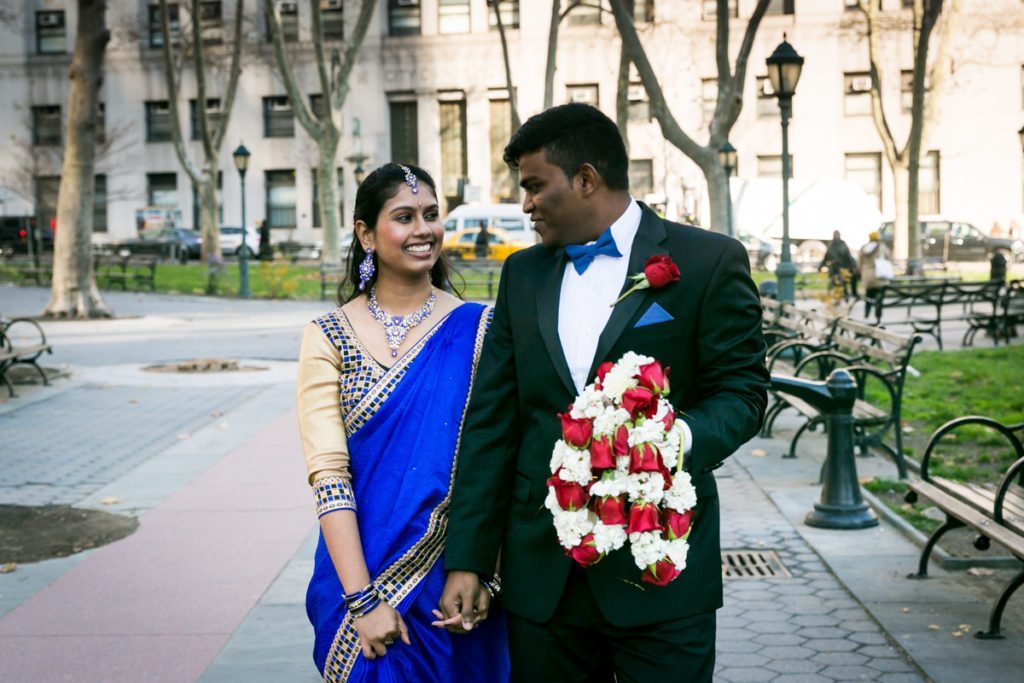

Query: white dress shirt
[557,198,693,455]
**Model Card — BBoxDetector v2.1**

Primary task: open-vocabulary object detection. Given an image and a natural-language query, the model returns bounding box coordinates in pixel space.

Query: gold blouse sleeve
[296,322,352,497]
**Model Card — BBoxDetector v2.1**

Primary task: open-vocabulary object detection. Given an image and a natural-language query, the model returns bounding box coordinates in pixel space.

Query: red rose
[546,473,590,511]
[589,435,615,470]
[637,361,671,396]
[594,495,628,526]
[610,423,626,456]
[629,443,663,474]
[627,501,663,534]
[643,255,681,289]
[567,533,603,567]
[595,361,615,390]
[664,508,694,540]
[559,412,593,449]
[660,408,677,432]
[622,387,658,420]
[641,558,682,586]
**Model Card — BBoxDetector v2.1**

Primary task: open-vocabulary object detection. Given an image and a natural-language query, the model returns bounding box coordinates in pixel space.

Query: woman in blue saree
[296,163,509,682]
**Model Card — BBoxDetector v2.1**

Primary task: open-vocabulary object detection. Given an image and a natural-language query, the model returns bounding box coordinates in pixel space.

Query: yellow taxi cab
[442,227,533,262]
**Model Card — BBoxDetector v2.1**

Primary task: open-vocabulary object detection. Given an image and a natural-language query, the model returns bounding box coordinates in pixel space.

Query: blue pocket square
[634,302,674,328]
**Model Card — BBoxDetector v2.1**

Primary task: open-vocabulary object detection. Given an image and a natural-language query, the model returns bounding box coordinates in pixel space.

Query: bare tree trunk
[610,0,770,233]
[316,129,341,254]
[615,0,634,154]
[44,0,111,319]
[543,0,561,110]
[491,0,521,130]
[891,161,909,263]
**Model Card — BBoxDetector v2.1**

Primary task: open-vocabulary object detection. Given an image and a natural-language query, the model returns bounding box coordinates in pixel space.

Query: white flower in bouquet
[593,407,630,437]
[558,445,593,485]
[628,418,668,448]
[629,531,668,570]
[663,470,697,512]
[593,522,629,554]
[665,538,690,571]
[626,471,666,504]
[589,470,629,498]
[571,385,607,420]
[549,440,576,474]
[551,507,594,549]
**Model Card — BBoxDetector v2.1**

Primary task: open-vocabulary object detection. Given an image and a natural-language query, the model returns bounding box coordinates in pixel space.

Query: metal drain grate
[721,549,791,579]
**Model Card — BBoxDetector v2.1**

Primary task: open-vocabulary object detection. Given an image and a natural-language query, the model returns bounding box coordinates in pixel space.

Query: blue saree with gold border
[307,302,509,682]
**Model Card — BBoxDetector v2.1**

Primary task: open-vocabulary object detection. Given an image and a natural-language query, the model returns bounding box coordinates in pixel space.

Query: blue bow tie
[565,229,622,275]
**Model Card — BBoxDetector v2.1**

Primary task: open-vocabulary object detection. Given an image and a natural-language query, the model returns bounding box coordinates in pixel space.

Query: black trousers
[506,567,716,683]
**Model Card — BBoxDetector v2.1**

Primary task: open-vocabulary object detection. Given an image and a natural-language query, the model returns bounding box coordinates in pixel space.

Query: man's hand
[436,570,489,633]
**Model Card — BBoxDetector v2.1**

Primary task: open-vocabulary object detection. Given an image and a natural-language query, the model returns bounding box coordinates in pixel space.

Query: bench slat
[908,480,1024,558]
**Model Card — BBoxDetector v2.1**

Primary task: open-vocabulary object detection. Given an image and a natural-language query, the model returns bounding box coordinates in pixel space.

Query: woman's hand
[353,601,411,659]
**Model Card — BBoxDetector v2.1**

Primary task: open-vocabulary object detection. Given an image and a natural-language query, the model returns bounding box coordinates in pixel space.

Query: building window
[389,99,419,165]
[919,150,940,215]
[149,3,180,48]
[901,70,917,112]
[488,0,519,30]
[845,153,882,211]
[702,0,736,21]
[147,173,178,208]
[702,78,718,124]
[32,105,62,147]
[765,0,795,15]
[439,0,470,34]
[489,97,516,202]
[757,155,793,179]
[388,0,421,36]
[310,94,326,121]
[634,0,655,23]
[321,0,344,39]
[190,98,223,140]
[145,101,172,142]
[267,1,299,42]
[439,97,468,209]
[844,72,872,116]
[566,84,599,107]
[266,170,297,228]
[311,168,344,228]
[263,96,294,138]
[94,175,108,233]
[628,82,650,123]
[36,11,66,54]
[566,0,604,25]
[756,76,778,117]
[629,159,654,198]
[198,1,223,45]
[191,172,223,228]
[97,103,106,146]
[35,176,60,235]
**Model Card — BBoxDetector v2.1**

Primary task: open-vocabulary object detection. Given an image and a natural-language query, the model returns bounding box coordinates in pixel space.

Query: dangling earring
[358,248,375,291]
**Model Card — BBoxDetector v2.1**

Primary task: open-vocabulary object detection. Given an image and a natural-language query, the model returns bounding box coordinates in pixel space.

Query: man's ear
[575,163,601,198]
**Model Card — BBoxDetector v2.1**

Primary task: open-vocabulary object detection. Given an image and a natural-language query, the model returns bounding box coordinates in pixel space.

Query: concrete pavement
[1,283,1021,681]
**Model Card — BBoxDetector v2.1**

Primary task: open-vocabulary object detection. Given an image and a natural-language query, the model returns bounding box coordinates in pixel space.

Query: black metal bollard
[770,369,879,529]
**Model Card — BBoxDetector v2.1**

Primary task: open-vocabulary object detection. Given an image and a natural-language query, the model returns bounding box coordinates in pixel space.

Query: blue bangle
[343,583,382,618]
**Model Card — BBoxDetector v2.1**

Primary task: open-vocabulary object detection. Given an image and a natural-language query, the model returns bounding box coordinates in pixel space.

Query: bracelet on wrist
[480,573,502,599]
[343,583,382,619]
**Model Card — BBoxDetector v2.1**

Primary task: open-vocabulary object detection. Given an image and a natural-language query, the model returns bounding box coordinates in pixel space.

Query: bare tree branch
[159,0,201,185]
[491,0,521,130]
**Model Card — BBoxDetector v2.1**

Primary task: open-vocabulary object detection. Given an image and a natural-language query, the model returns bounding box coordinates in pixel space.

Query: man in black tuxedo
[440,104,768,682]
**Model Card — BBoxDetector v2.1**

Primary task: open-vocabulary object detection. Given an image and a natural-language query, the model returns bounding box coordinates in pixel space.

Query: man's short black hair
[503,103,629,191]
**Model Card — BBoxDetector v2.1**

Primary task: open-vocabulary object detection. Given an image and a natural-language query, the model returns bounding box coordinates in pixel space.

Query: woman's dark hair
[503,103,629,190]
[339,163,461,304]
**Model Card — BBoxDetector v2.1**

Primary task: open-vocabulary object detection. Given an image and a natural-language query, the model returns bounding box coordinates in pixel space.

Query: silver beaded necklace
[367,286,437,358]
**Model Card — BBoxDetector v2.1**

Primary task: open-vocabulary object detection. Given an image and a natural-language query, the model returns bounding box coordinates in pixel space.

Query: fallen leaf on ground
[217,422,229,429]
[177,433,191,440]
[99,497,120,505]
[0,563,16,574]
[967,567,994,577]
[128,399,139,404]
[210,411,224,418]
[901,607,911,613]
[959,624,972,631]
[750,449,767,458]
[928,624,940,630]
[952,631,964,637]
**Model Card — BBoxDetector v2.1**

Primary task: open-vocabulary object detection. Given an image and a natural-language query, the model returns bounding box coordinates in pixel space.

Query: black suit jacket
[445,206,768,627]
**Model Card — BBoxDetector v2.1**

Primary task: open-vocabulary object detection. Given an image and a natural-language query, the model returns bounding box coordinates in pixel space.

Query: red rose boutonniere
[612,255,681,306]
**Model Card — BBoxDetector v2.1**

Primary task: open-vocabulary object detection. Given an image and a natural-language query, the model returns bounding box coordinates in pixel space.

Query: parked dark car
[0,217,54,256]
[880,218,1023,263]
[113,228,201,262]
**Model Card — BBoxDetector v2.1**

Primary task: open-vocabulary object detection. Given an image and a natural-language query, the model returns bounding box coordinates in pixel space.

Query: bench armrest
[995,452,1024,526]
[1,317,48,347]
[921,416,1024,482]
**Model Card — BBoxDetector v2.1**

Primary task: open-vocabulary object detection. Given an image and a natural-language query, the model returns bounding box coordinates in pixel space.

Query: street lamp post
[719,141,737,238]
[766,36,805,304]
[233,143,251,299]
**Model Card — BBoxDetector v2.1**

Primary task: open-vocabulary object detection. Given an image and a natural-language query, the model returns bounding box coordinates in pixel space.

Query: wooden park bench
[762,317,920,479]
[869,279,1002,350]
[904,416,1024,639]
[0,317,53,398]
[7,257,54,286]
[94,254,159,291]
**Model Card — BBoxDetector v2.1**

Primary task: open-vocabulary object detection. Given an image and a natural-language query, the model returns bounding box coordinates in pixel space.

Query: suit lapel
[587,207,669,381]
[535,249,577,397]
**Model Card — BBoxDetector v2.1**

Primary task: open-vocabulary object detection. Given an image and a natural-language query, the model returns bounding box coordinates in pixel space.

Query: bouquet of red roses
[545,352,697,586]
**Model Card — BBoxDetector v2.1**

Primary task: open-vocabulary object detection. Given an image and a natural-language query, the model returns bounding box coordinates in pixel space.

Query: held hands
[433,570,490,634]
[352,601,410,659]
